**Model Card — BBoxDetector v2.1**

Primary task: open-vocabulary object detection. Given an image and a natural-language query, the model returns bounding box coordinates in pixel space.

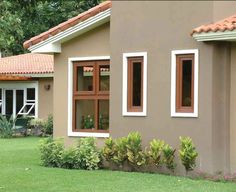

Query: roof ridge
[23,1,111,49]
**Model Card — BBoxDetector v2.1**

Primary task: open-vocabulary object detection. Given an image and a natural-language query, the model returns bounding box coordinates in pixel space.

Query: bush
[102,137,116,162]
[76,137,102,170]
[60,147,80,169]
[179,136,198,172]
[126,132,146,168]
[163,144,176,171]
[112,137,128,166]
[148,139,165,167]
[39,137,64,167]
[0,115,15,138]
[43,114,53,135]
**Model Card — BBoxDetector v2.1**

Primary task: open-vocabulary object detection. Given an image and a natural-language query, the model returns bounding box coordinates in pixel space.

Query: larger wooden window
[73,60,109,132]
[176,54,194,112]
[171,49,198,117]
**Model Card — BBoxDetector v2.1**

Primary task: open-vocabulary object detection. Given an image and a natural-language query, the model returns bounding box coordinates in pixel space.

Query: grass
[0,137,236,192]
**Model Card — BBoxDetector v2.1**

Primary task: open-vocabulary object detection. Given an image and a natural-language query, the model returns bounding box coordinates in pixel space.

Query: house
[0,53,53,119]
[23,1,236,174]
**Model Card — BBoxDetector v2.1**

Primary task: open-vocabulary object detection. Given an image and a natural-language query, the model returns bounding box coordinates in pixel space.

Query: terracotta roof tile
[192,15,236,35]
[23,1,111,49]
[0,53,53,74]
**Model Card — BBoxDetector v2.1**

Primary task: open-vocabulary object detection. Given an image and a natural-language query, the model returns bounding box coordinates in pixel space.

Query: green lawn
[0,137,236,192]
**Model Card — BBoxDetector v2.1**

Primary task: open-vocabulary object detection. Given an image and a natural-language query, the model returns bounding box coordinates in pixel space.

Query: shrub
[43,114,53,135]
[77,137,102,170]
[179,136,198,172]
[0,115,15,138]
[112,137,128,166]
[102,137,116,162]
[148,139,165,167]
[60,147,80,169]
[163,144,176,171]
[126,132,146,167]
[28,118,44,136]
[39,137,64,167]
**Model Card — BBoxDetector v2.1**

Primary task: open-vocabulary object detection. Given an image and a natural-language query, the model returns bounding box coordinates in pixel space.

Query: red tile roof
[0,75,33,81]
[0,53,53,74]
[23,1,111,49]
[192,15,236,35]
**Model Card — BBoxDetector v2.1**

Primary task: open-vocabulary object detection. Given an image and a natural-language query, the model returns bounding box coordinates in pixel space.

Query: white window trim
[171,49,199,118]
[0,82,38,118]
[122,52,147,116]
[67,56,110,138]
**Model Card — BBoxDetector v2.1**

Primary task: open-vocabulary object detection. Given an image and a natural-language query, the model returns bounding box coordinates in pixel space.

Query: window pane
[27,88,35,100]
[5,90,13,116]
[0,89,2,100]
[75,100,95,129]
[77,66,93,91]
[16,90,24,114]
[98,100,109,130]
[132,62,142,106]
[182,60,192,107]
[99,65,110,91]
[0,89,2,114]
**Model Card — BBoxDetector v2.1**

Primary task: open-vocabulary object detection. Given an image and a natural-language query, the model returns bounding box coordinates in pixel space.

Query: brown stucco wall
[230,44,236,173]
[38,77,53,119]
[53,23,110,146]
[52,1,236,174]
[110,1,218,174]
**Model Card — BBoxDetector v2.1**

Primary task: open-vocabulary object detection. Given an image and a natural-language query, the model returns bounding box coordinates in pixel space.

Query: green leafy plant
[43,114,53,135]
[82,115,94,129]
[126,132,146,168]
[148,139,165,167]
[163,144,176,171]
[179,136,198,172]
[39,137,64,167]
[0,115,16,138]
[60,147,80,169]
[112,137,128,166]
[102,137,115,162]
[76,137,101,170]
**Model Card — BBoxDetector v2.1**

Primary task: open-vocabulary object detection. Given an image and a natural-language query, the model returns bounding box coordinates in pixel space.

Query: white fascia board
[29,9,111,53]
[16,73,53,78]
[193,30,236,42]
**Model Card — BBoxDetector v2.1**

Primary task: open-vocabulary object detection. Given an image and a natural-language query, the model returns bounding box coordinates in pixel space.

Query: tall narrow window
[0,89,2,114]
[123,52,147,116]
[171,49,198,117]
[128,57,143,112]
[73,60,109,132]
[176,54,194,112]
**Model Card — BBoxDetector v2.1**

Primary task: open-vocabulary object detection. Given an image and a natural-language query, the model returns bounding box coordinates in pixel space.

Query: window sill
[171,112,198,118]
[68,130,110,138]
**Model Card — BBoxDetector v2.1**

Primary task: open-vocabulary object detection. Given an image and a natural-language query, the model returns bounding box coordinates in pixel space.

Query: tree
[0,0,102,56]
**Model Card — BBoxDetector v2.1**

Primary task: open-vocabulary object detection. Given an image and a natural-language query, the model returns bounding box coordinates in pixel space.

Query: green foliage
[0,115,16,138]
[43,114,53,135]
[77,137,102,170]
[102,137,116,162]
[148,139,165,167]
[126,132,146,167]
[39,137,64,167]
[179,136,198,172]
[60,147,80,169]
[0,0,102,56]
[163,144,176,171]
[112,137,128,166]
[82,115,94,129]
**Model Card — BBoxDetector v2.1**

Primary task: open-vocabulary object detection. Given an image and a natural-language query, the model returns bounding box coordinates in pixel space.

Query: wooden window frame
[72,60,109,133]
[127,57,143,112]
[176,54,194,113]
[171,49,198,118]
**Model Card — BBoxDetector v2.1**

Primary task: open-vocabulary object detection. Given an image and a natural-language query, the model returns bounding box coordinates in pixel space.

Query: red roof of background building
[192,14,236,35]
[23,1,111,49]
[0,53,53,74]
